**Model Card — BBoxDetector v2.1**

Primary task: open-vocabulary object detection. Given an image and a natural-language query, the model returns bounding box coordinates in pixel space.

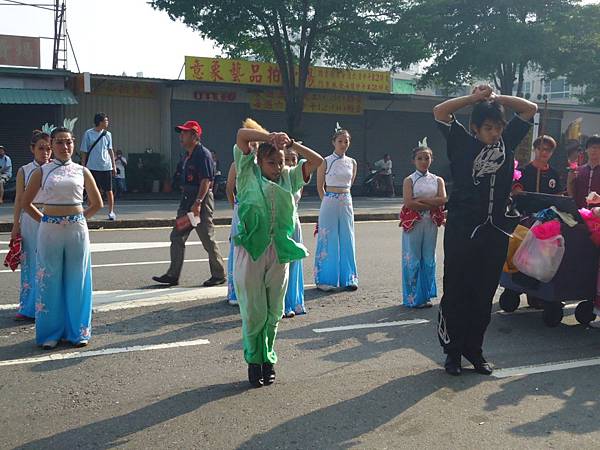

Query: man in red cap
[153,120,226,287]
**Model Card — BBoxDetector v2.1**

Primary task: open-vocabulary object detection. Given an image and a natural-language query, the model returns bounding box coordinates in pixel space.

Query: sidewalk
[0,196,403,231]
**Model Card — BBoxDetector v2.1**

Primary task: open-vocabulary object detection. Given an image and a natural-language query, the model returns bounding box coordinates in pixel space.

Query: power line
[0,0,55,11]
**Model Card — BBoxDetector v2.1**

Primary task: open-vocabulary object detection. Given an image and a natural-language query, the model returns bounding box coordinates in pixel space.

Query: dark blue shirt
[175,143,214,187]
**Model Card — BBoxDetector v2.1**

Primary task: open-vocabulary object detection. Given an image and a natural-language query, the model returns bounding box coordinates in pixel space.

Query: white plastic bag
[513,228,565,283]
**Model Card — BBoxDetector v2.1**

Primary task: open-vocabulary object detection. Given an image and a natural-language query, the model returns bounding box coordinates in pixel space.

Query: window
[544,78,571,99]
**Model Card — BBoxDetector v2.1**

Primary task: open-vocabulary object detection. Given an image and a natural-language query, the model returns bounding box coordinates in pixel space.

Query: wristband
[195,198,203,204]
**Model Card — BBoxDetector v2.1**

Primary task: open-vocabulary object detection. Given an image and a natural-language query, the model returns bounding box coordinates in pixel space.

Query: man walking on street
[153,120,226,287]
[81,112,117,220]
[0,145,12,204]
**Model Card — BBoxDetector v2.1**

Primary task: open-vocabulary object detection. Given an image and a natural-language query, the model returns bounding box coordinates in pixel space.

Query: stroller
[498,192,600,327]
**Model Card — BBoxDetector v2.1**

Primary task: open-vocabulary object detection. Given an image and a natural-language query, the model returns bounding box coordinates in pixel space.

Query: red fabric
[399,206,421,232]
[530,220,561,240]
[3,235,22,271]
[400,206,445,232]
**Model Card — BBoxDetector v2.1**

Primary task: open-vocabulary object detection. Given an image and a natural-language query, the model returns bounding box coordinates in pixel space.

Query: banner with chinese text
[185,56,389,94]
[249,91,363,115]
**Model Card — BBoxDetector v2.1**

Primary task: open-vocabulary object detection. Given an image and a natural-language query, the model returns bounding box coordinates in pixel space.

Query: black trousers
[438,223,509,358]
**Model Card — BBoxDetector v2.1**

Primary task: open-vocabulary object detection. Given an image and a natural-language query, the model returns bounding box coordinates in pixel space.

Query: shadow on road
[15,382,245,450]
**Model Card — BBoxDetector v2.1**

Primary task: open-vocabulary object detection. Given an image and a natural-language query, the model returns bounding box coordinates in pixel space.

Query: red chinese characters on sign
[193,91,237,102]
[190,59,205,80]
[267,66,281,84]
[210,59,224,81]
[230,62,244,82]
[0,35,40,67]
[250,64,262,83]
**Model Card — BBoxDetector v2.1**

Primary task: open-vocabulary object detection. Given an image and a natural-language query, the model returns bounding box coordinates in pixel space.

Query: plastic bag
[513,223,565,283]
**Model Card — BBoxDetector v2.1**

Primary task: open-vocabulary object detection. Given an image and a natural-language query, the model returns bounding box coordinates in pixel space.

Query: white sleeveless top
[22,161,46,204]
[41,160,85,205]
[410,170,439,199]
[324,153,355,189]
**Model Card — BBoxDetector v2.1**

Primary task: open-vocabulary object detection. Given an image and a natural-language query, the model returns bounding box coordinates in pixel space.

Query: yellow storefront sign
[185,56,389,94]
[249,91,363,115]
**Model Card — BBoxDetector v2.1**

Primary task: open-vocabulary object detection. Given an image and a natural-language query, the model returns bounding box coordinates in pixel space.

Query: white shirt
[375,158,392,175]
[41,160,85,205]
[410,170,439,199]
[115,155,127,179]
[324,153,355,189]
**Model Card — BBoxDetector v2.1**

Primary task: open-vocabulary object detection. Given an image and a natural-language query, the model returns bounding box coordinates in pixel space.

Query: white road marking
[0,240,227,255]
[313,319,429,333]
[94,286,228,312]
[0,286,229,312]
[493,357,600,378]
[0,338,210,367]
[0,257,229,273]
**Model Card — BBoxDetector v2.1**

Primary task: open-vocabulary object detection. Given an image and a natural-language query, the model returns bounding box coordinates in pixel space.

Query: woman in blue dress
[284,148,306,317]
[22,127,103,349]
[11,130,52,320]
[314,125,358,291]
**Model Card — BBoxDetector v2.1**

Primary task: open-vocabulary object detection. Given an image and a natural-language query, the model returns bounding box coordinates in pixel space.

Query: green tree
[151,0,427,135]
[412,0,579,95]
[543,3,600,105]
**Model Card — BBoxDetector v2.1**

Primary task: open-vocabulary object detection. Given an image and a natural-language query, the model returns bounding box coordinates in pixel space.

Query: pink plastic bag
[513,223,565,283]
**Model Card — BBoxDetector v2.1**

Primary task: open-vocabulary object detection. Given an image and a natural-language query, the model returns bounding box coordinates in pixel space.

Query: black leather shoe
[444,354,462,376]
[262,363,276,385]
[248,363,263,388]
[152,274,179,286]
[464,353,494,375]
[203,277,226,287]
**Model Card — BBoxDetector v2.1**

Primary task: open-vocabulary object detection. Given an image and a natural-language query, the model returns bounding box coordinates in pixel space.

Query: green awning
[0,88,78,105]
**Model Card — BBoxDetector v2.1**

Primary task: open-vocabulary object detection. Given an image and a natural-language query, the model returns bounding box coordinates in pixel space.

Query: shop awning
[0,88,78,105]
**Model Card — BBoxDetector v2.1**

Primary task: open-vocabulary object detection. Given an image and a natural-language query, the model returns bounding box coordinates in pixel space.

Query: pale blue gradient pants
[314,192,358,288]
[227,203,239,302]
[401,213,438,307]
[285,219,305,315]
[35,214,93,345]
[18,213,40,318]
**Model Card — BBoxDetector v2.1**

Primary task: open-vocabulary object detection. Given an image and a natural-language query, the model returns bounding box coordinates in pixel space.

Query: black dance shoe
[464,353,494,375]
[262,363,276,385]
[444,353,462,376]
[248,363,264,388]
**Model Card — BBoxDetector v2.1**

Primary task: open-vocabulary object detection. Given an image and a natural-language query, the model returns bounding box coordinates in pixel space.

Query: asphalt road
[1,222,600,449]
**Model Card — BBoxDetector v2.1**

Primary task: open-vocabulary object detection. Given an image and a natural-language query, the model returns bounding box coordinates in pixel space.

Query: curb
[0,212,399,232]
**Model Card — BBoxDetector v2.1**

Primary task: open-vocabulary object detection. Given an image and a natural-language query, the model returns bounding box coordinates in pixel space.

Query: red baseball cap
[175,120,202,136]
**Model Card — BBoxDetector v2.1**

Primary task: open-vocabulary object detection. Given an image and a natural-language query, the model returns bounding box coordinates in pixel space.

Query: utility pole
[52,0,67,69]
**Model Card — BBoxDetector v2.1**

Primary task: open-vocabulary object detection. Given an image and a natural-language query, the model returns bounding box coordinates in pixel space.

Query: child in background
[400,141,447,308]
[283,147,306,317]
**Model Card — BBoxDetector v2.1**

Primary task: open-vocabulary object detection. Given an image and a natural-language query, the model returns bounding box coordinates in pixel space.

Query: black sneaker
[262,363,276,385]
[152,274,179,286]
[345,284,358,292]
[248,363,263,388]
[444,353,462,376]
[203,277,226,287]
[463,353,494,375]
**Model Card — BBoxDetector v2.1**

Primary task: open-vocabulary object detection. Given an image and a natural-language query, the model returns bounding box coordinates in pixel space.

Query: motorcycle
[363,167,394,196]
